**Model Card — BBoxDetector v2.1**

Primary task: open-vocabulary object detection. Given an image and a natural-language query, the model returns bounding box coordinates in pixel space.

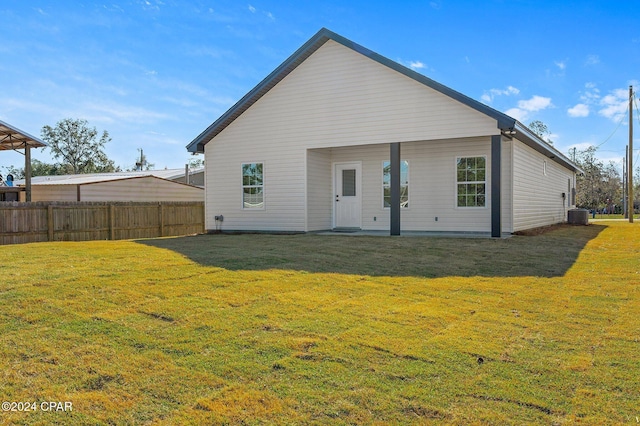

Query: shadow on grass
[137,225,606,278]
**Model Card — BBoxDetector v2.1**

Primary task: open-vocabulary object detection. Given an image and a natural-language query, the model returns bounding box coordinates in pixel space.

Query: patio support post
[25,146,32,202]
[390,142,401,236]
[491,135,501,238]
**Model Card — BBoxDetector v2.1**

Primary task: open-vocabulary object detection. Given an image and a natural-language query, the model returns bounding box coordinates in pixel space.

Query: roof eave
[512,121,584,174]
[186,28,335,153]
[186,28,582,176]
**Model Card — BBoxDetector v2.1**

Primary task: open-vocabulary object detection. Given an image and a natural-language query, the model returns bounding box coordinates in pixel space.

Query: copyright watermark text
[2,401,72,412]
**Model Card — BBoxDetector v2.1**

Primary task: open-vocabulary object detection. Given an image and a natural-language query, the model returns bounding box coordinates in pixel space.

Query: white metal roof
[14,168,204,186]
[0,119,47,151]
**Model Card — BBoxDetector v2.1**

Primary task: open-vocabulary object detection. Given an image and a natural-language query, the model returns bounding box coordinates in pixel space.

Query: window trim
[241,161,265,210]
[455,155,487,209]
[382,159,410,209]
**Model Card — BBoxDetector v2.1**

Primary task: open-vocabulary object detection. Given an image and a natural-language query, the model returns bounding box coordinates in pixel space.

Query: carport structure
[0,119,47,201]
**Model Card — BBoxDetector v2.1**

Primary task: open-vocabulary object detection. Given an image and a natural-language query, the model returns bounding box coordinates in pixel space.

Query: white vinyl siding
[306,149,332,231]
[502,140,514,233]
[204,142,306,232]
[512,140,573,231]
[323,138,496,232]
[203,40,500,232]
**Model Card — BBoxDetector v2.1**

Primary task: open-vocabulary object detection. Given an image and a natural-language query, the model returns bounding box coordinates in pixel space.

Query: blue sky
[1,0,639,174]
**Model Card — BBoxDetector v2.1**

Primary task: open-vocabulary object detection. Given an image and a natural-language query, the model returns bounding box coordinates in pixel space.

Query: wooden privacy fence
[0,201,204,245]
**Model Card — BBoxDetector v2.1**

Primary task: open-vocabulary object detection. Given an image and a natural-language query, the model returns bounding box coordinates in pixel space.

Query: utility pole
[629,86,634,223]
[623,146,628,219]
[136,148,144,171]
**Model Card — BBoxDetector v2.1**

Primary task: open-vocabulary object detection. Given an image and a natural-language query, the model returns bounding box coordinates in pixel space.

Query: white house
[187,28,581,236]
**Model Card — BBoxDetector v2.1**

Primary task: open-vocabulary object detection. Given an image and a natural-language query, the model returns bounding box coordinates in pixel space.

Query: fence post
[109,204,115,240]
[159,203,165,237]
[47,204,54,241]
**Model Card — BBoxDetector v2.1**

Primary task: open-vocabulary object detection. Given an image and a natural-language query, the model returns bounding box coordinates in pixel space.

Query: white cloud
[580,83,601,103]
[518,95,552,112]
[481,86,520,103]
[80,102,172,124]
[504,95,552,122]
[409,61,425,70]
[247,5,274,20]
[141,0,160,11]
[568,142,595,151]
[555,60,566,70]
[585,54,600,66]
[504,107,528,122]
[598,88,628,121]
[568,103,589,117]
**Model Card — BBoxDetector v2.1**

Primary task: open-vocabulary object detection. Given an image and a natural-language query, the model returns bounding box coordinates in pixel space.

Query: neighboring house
[187,28,581,235]
[15,172,203,202]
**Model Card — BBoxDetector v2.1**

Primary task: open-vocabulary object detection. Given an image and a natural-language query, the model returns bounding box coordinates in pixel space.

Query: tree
[528,120,554,145]
[188,157,204,169]
[1,165,25,180]
[601,161,622,213]
[41,118,117,174]
[1,160,66,179]
[573,146,623,212]
[575,146,603,210]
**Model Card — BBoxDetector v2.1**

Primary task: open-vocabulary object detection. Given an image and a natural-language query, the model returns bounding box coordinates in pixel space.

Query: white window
[242,163,264,209]
[456,156,486,207]
[382,160,409,208]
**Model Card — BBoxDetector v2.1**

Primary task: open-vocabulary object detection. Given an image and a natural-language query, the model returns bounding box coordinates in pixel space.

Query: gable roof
[187,28,581,173]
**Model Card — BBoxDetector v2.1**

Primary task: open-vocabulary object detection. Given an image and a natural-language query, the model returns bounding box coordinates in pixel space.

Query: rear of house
[188,28,580,235]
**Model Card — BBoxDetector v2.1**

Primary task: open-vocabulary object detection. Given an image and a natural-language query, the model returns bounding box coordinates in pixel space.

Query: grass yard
[591,214,640,220]
[1,222,638,424]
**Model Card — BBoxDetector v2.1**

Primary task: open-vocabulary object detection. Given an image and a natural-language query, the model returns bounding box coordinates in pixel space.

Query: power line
[635,90,640,169]
[635,92,640,127]
[595,107,627,148]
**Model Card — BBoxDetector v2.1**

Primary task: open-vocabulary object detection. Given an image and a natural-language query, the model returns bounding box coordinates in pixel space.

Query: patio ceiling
[0,119,47,151]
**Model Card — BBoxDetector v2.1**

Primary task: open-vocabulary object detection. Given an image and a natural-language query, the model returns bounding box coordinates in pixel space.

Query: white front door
[334,162,362,228]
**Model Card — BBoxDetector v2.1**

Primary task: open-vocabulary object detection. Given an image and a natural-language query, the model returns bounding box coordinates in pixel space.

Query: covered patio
[0,119,47,201]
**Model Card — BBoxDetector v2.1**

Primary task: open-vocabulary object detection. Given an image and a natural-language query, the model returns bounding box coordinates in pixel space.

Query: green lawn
[1,222,638,424]
[591,213,640,220]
